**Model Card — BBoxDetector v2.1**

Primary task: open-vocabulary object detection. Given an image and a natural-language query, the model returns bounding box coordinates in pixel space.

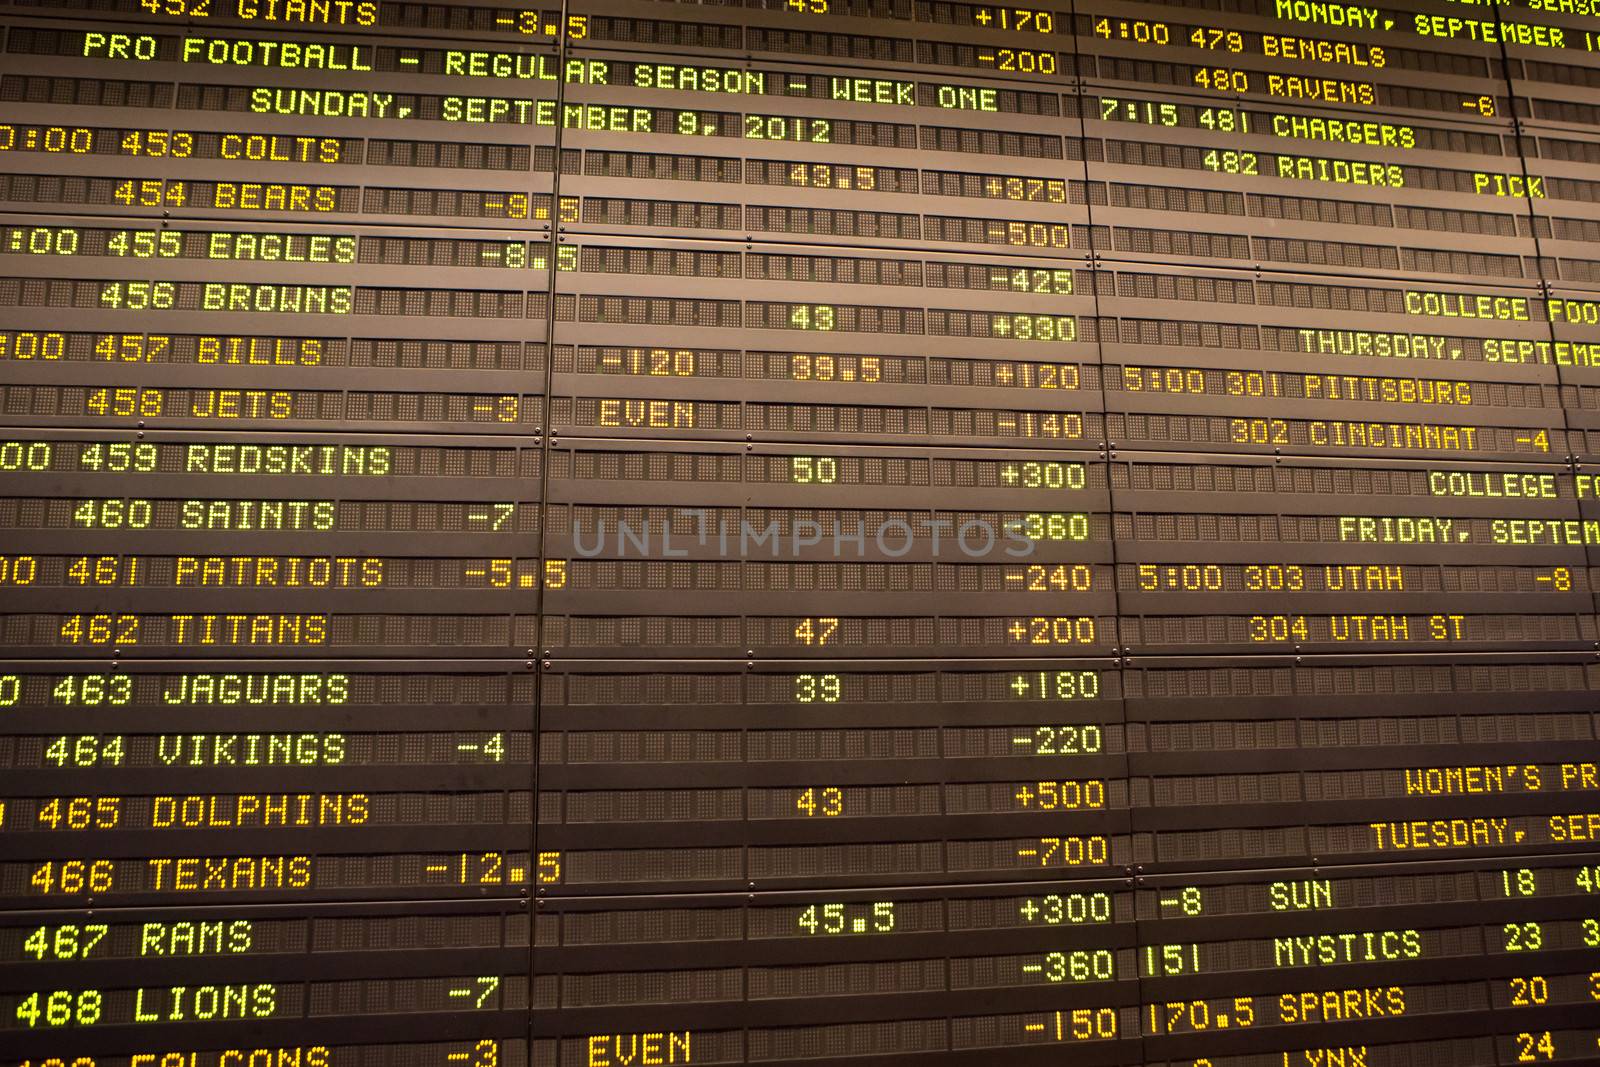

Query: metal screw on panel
[542,661,552,669]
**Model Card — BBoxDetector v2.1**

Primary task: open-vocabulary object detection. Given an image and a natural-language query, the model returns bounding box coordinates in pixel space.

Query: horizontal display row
[0,168,1583,287]
[8,0,1600,118]
[2,238,1599,458]
[3,6,1599,283]
[0,656,1598,899]
[8,436,1600,650]
[0,205,1580,290]
[3,116,1593,281]
[5,863,1600,1066]
[5,242,1593,325]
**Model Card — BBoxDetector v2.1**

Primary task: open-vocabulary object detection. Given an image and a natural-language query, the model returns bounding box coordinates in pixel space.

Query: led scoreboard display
[3,0,1600,1064]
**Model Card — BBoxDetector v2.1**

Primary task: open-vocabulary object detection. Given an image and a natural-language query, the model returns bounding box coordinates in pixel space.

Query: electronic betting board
[3,0,1600,1064]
